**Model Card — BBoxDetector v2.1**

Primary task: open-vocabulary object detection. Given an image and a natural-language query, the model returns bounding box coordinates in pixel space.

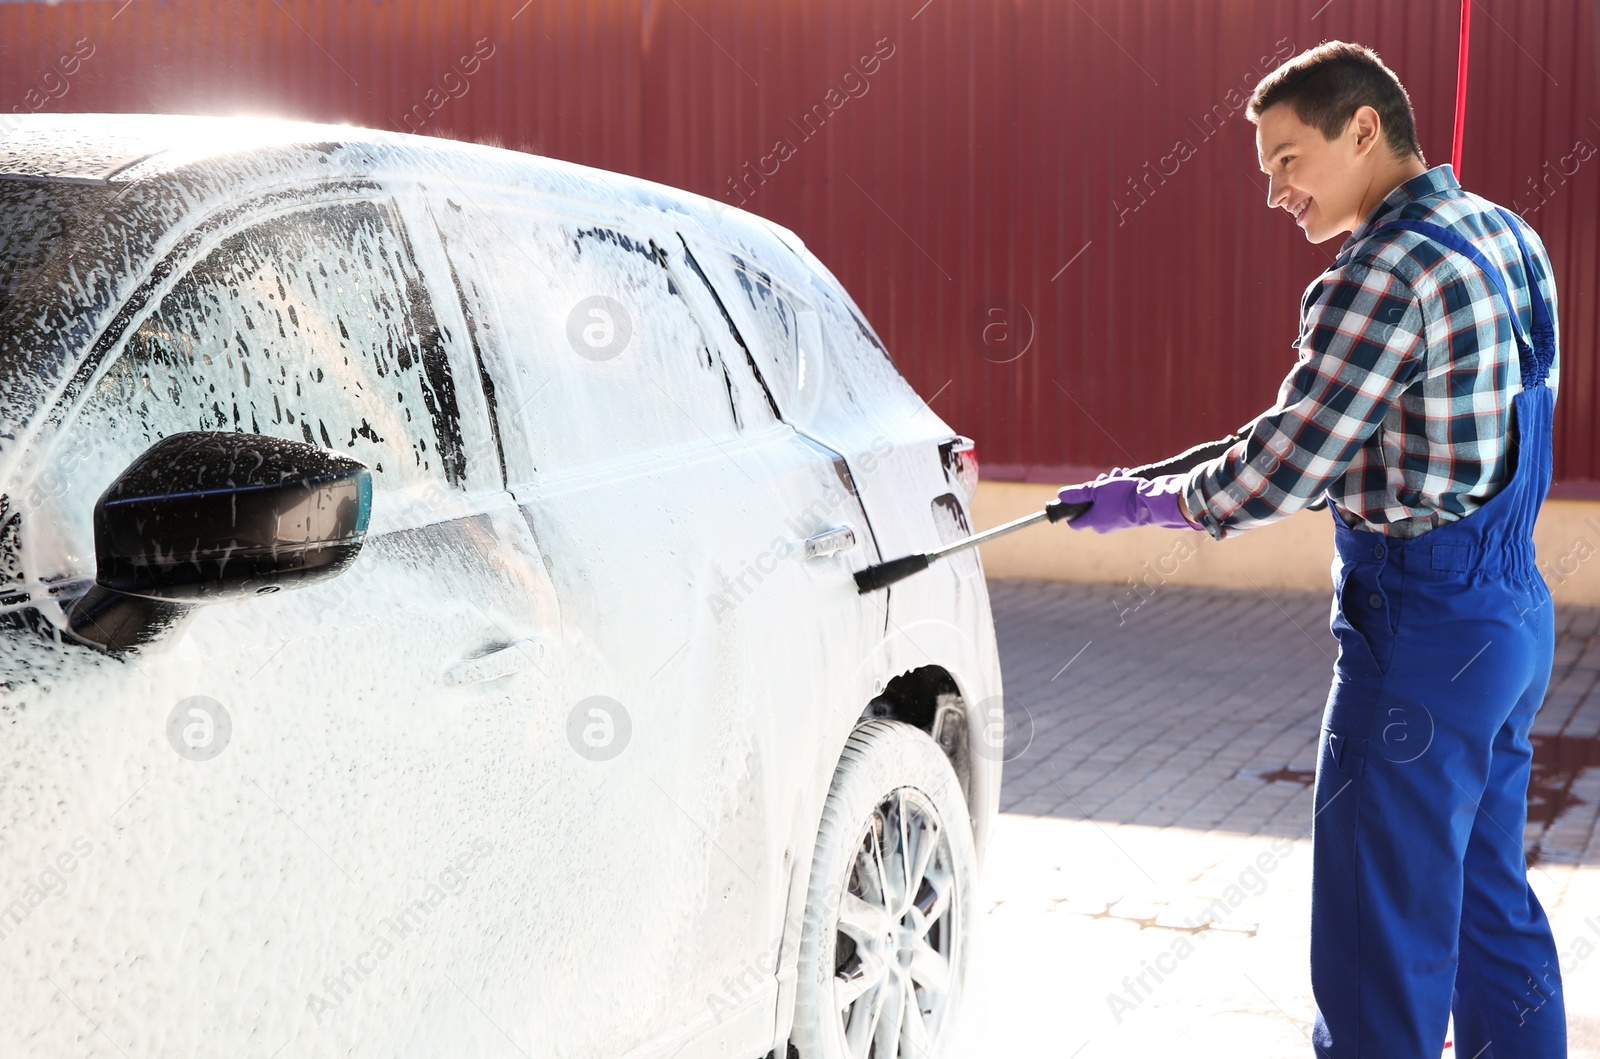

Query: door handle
[444,637,547,687]
[800,525,857,561]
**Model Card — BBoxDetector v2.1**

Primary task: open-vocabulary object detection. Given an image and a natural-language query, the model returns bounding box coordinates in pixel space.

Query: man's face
[1255,102,1373,244]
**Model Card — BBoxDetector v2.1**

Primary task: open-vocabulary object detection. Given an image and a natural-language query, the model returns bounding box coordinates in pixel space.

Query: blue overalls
[1310,208,1564,1058]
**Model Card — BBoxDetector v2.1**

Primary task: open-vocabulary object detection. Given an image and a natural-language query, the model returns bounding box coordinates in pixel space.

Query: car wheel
[791,719,977,1059]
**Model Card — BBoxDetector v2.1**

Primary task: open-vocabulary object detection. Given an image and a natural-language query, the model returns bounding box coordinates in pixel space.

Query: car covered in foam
[0,114,1000,1059]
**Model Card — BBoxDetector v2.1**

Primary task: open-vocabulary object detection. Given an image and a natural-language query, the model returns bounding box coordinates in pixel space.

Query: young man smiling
[1058,41,1566,1057]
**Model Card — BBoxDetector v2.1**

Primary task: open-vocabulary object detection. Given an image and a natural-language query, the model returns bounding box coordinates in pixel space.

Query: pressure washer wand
[853,499,1091,594]
[852,435,1250,596]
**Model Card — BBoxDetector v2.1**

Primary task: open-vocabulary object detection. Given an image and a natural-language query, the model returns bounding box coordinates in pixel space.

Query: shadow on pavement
[987,578,1600,866]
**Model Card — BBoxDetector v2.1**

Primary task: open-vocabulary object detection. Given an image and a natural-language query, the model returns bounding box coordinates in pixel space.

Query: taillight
[952,437,978,501]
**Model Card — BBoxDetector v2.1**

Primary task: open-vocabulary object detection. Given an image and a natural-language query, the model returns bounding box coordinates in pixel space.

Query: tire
[790,720,977,1059]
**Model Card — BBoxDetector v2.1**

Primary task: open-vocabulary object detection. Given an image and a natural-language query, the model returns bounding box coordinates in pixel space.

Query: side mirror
[65,432,371,651]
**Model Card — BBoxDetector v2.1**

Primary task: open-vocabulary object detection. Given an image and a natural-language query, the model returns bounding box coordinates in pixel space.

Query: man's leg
[1309,698,1480,1058]
[1451,660,1566,1058]
[1309,599,1527,1057]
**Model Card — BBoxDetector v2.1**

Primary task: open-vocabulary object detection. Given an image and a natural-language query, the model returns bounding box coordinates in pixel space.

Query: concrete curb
[974,481,1600,606]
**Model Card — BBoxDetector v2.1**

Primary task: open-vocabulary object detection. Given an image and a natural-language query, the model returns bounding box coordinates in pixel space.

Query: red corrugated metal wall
[3,0,1596,488]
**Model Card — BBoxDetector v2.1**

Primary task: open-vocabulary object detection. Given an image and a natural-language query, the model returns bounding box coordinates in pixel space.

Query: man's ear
[1347,105,1383,158]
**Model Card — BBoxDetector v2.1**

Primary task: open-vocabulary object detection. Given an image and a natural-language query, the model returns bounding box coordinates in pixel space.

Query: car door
[658,232,919,1041]
[0,190,566,1058]
[683,226,988,672]
[424,185,887,1057]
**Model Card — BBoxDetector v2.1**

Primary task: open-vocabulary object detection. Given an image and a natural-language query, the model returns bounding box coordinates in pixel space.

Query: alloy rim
[832,786,957,1058]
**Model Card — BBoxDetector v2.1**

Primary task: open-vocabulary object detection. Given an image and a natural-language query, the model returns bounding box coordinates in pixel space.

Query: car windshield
[0,178,125,457]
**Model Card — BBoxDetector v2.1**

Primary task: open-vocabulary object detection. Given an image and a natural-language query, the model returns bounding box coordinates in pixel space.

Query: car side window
[430,198,740,479]
[26,198,481,581]
[680,247,821,423]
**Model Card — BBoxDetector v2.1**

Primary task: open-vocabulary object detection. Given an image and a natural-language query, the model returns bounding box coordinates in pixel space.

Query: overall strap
[1371,209,1555,388]
[1493,205,1556,387]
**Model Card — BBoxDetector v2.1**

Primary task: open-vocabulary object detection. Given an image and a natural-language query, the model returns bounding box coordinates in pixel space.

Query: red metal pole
[1452,0,1472,176]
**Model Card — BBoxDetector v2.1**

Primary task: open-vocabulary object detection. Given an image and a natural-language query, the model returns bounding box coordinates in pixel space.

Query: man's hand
[1057,471,1202,534]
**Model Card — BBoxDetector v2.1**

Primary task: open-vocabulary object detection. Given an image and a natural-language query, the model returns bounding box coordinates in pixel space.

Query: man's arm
[1181,261,1428,540]
[1124,428,1256,529]
[1126,428,1255,481]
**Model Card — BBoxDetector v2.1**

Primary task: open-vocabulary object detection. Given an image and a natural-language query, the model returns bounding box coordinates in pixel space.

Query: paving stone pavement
[954,578,1600,1058]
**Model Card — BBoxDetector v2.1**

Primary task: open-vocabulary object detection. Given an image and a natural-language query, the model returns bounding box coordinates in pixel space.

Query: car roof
[1,113,809,248]
[0,114,174,183]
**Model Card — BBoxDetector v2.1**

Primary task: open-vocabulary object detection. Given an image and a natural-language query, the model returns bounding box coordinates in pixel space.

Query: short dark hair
[1248,41,1423,162]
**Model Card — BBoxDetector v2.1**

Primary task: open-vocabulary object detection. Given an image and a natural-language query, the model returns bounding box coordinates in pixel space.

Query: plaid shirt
[1183,165,1560,541]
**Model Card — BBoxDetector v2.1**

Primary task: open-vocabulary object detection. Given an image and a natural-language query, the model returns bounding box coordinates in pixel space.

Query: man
[1059,41,1565,1058]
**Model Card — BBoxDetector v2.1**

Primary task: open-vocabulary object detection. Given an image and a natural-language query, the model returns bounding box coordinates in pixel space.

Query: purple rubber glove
[1057,472,1201,534]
